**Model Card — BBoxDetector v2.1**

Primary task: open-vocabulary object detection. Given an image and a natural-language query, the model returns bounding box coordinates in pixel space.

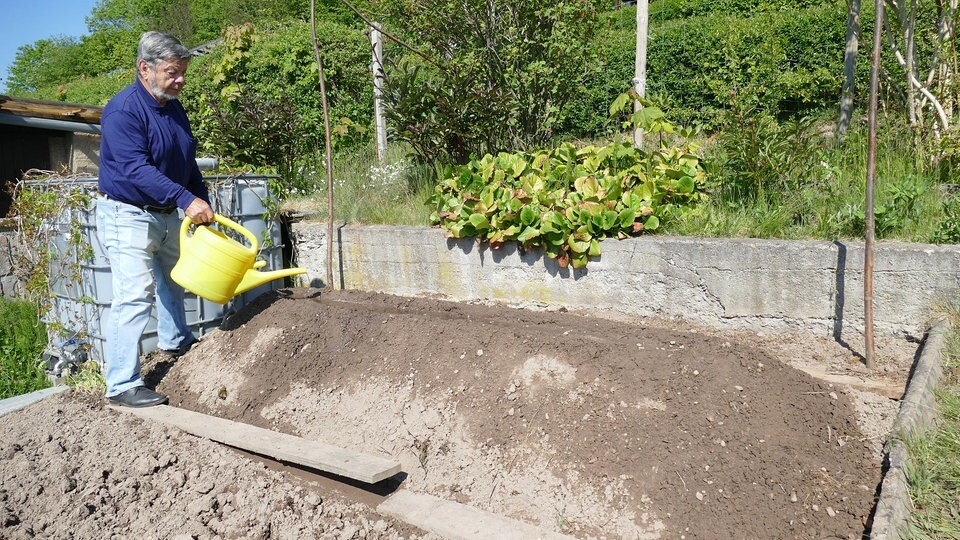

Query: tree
[378,0,600,164]
[838,0,861,138]
[6,37,86,94]
[882,0,958,143]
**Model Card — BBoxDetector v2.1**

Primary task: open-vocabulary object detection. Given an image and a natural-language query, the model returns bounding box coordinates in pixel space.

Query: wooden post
[864,0,884,369]
[371,22,387,164]
[633,0,649,148]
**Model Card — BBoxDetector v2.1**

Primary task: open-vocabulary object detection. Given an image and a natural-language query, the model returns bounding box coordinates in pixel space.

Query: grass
[282,144,435,226]
[0,296,103,399]
[0,297,50,399]
[901,308,960,539]
[666,118,954,243]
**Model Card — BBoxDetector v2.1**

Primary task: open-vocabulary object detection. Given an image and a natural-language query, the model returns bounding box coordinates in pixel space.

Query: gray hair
[137,31,191,67]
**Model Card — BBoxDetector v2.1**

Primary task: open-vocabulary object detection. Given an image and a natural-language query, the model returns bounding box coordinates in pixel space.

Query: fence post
[633,0,649,148]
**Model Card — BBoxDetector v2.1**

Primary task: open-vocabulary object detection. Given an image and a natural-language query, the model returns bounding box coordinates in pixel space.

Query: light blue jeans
[96,198,195,397]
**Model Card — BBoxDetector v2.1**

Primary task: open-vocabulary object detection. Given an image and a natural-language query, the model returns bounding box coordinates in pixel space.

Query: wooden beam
[115,404,401,484]
[0,95,103,123]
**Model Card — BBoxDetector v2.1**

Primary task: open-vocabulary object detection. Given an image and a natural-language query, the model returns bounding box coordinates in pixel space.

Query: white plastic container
[35,175,287,370]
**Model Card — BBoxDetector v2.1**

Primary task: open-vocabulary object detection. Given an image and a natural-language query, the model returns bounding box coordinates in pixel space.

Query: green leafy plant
[64,360,106,396]
[934,193,960,244]
[873,176,929,237]
[429,92,706,269]
[714,97,825,201]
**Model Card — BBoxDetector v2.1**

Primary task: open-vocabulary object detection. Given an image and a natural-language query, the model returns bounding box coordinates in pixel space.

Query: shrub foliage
[379,0,601,163]
[430,93,706,268]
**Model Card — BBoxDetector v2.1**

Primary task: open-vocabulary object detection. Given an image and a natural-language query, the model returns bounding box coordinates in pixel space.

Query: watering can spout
[235,265,308,296]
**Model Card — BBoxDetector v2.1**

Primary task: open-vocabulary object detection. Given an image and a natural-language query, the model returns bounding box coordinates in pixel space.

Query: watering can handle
[180,213,259,253]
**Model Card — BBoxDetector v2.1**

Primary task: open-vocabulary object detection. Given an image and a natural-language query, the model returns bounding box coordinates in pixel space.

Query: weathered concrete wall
[0,223,22,298]
[291,220,960,341]
[69,133,100,174]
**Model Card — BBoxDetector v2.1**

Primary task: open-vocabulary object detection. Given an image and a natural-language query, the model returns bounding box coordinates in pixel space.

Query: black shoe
[158,338,198,360]
[108,387,168,408]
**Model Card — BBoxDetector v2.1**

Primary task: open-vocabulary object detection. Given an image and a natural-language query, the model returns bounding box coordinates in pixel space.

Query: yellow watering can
[171,213,306,304]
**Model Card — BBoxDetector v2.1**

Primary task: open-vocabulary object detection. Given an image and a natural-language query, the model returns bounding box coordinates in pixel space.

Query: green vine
[11,173,96,347]
[429,92,708,269]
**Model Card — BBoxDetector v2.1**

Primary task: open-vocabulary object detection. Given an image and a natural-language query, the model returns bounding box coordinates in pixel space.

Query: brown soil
[1,288,918,539]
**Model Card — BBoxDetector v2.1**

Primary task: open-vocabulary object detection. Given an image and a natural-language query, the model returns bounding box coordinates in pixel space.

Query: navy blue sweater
[98,80,209,209]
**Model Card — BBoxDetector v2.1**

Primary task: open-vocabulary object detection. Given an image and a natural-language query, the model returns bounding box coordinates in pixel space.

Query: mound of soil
[2,289,915,539]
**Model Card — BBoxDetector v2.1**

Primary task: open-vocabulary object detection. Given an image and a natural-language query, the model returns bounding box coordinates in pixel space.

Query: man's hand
[184,197,214,224]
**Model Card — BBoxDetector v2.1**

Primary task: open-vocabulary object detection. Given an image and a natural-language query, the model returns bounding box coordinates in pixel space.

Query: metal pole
[371,23,387,164]
[864,0,883,369]
[633,0,649,148]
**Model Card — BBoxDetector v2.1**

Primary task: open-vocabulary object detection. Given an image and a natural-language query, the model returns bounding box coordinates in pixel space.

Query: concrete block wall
[69,133,100,175]
[290,220,960,341]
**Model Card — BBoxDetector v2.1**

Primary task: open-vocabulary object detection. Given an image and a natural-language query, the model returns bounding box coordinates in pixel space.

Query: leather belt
[102,194,177,214]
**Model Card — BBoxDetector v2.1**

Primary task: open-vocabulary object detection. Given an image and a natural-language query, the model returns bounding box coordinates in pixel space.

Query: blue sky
[0,0,101,92]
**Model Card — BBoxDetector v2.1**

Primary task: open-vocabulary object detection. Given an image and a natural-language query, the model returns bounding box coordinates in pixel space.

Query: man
[97,31,215,407]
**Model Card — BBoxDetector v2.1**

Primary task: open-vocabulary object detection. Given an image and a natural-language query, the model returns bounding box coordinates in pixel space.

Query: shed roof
[0,95,102,124]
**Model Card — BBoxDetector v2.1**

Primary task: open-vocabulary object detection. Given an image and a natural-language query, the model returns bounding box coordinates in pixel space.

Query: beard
[147,78,179,102]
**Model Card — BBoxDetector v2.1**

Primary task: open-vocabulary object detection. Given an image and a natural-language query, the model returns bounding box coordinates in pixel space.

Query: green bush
[380,0,600,163]
[29,69,134,106]
[0,298,49,399]
[181,20,373,182]
[564,2,858,136]
[648,0,830,21]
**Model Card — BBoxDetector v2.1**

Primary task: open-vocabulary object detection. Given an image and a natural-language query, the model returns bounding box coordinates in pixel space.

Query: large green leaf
[520,205,539,226]
[676,176,696,194]
[469,213,490,231]
[594,210,619,231]
[588,239,601,257]
[517,226,541,244]
[574,175,600,199]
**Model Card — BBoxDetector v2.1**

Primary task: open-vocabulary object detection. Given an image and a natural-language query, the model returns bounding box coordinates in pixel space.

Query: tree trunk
[838,0,861,138]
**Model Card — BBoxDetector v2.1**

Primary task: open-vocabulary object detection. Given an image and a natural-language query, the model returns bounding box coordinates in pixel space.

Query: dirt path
[1,288,916,539]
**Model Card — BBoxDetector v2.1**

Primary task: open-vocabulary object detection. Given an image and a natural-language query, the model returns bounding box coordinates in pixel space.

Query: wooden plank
[0,95,103,123]
[377,489,576,540]
[795,366,905,400]
[117,404,401,484]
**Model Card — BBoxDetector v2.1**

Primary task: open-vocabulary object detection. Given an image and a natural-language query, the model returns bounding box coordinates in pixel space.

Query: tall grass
[901,307,960,539]
[667,117,954,243]
[0,297,49,399]
[284,144,435,225]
